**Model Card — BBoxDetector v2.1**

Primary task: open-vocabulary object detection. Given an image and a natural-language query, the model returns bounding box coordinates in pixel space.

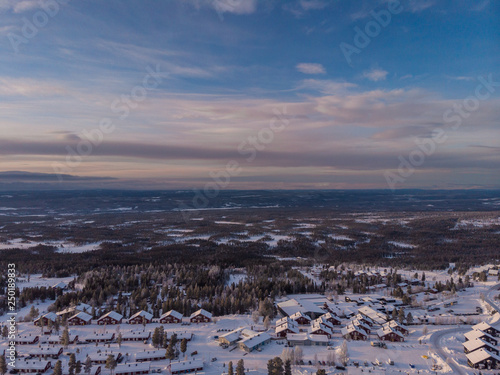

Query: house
[466,348,500,369]
[489,269,499,277]
[51,281,68,290]
[276,317,297,328]
[376,326,405,342]
[189,309,212,323]
[219,329,244,346]
[68,311,92,325]
[312,316,334,330]
[350,319,371,334]
[357,306,388,325]
[26,346,63,358]
[277,298,326,319]
[45,333,78,345]
[286,333,329,346]
[159,310,183,324]
[384,320,409,335]
[169,359,204,375]
[290,311,312,325]
[115,362,150,375]
[135,350,166,362]
[57,303,92,318]
[164,331,193,341]
[464,330,498,346]
[473,322,500,337]
[34,312,58,327]
[276,322,299,338]
[16,360,52,373]
[128,310,153,324]
[84,332,115,343]
[97,311,123,325]
[121,330,151,342]
[354,313,374,327]
[238,332,271,352]
[310,323,333,339]
[341,325,368,341]
[62,364,101,375]
[14,334,39,345]
[87,352,123,364]
[321,312,342,326]
[463,339,500,355]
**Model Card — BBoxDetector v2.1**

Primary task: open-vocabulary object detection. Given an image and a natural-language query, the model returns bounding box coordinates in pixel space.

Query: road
[429,326,471,375]
[484,282,500,314]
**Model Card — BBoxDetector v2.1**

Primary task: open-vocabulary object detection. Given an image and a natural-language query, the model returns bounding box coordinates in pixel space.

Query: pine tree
[284,360,291,375]
[53,361,63,375]
[54,318,60,333]
[61,327,70,348]
[1,327,7,339]
[180,338,187,354]
[69,353,77,375]
[0,355,7,375]
[316,370,325,375]
[236,359,245,375]
[267,357,283,375]
[105,355,117,375]
[116,333,123,348]
[228,361,234,375]
[165,342,175,361]
[75,361,82,375]
[84,357,92,375]
[152,327,161,348]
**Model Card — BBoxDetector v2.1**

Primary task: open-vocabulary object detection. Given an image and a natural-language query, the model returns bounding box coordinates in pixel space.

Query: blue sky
[0,0,499,189]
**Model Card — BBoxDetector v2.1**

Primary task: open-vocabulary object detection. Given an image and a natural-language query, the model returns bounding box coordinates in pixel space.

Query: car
[335,366,346,370]
[387,359,394,365]
[191,351,198,356]
[211,358,217,362]
[9,370,19,374]
[409,364,415,369]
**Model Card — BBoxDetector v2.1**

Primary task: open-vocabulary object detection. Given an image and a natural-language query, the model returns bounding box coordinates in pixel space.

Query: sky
[0,0,499,190]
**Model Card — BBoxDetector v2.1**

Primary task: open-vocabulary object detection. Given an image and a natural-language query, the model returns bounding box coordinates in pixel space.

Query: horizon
[1,0,499,190]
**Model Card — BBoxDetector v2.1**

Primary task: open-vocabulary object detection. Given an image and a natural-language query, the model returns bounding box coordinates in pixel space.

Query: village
[1,263,500,375]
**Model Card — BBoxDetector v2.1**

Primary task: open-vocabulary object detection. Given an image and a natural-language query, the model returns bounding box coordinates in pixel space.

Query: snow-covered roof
[36,312,58,322]
[69,311,92,322]
[85,332,115,341]
[463,338,497,353]
[16,360,51,371]
[160,309,183,320]
[120,330,150,339]
[466,348,500,365]
[190,309,212,319]
[135,350,165,360]
[357,306,387,325]
[26,346,62,356]
[115,362,150,375]
[341,325,367,337]
[98,311,123,321]
[464,330,497,342]
[52,281,67,289]
[384,320,408,331]
[472,322,496,332]
[239,332,271,349]
[87,351,122,361]
[220,328,243,343]
[287,333,329,343]
[129,310,153,321]
[276,316,297,327]
[276,322,299,334]
[290,311,311,321]
[376,326,404,339]
[169,359,204,372]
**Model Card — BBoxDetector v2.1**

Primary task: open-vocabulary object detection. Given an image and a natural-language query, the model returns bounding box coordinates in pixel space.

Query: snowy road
[485,282,500,314]
[429,326,471,375]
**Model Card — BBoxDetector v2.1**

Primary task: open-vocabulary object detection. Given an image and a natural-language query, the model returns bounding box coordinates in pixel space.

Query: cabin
[473,322,500,337]
[310,323,333,339]
[169,359,204,375]
[26,346,63,359]
[464,330,498,346]
[34,312,58,327]
[463,339,500,355]
[219,329,243,346]
[189,309,212,323]
[87,352,123,364]
[350,319,371,334]
[275,322,299,338]
[312,316,334,330]
[341,325,368,341]
[51,282,68,290]
[290,311,312,325]
[466,348,500,369]
[115,362,150,375]
[354,313,374,327]
[286,333,329,346]
[121,330,151,342]
[377,326,405,342]
[322,312,342,326]
[62,364,101,375]
[128,311,153,325]
[85,332,115,343]
[97,311,123,325]
[384,320,409,335]
[16,360,52,373]
[159,310,183,324]
[68,311,92,325]
[238,332,271,352]
[135,350,166,362]
[276,317,297,328]
[45,333,78,345]
[357,306,388,325]
[14,334,39,345]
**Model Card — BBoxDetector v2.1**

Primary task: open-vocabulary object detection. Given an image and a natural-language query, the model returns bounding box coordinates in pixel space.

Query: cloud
[296,63,326,75]
[297,79,356,94]
[362,69,388,82]
[446,75,475,81]
[0,77,68,97]
[0,171,115,181]
[184,0,258,15]
[283,0,328,17]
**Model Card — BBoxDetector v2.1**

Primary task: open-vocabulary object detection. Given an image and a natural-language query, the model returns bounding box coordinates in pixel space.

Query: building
[463,339,499,355]
[321,312,342,326]
[384,320,409,335]
[277,298,326,319]
[135,350,166,362]
[128,311,153,325]
[44,333,78,345]
[473,322,500,337]
[290,311,312,325]
[357,306,388,325]
[26,346,63,359]
[238,332,271,352]
[312,316,334,330]
[189,309,212,323]
[115,362,150,375]
[68,311,92,325]
[341,325,368,341]
[376,326,405,342]
[169,359,204,374]
[350,319,371,334]
[276,317,297,328]
[34,312,58,327]
[159,310,183,324]
[164,331,193,341]
[219,329,243,346]
[276,322,299,338]
[466,348,500,369]
[62,364,101,375]
[464,330,498,346]
[87,352,123,364]
[310,323,333,339]
[14,334,39,345]
[121,330,151,342]
[286,333,329,346]
[51,282,68,290]
[16,360,52,373]
[97,311,123,325]
[84,332,115,343]
[354,313,374,327]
